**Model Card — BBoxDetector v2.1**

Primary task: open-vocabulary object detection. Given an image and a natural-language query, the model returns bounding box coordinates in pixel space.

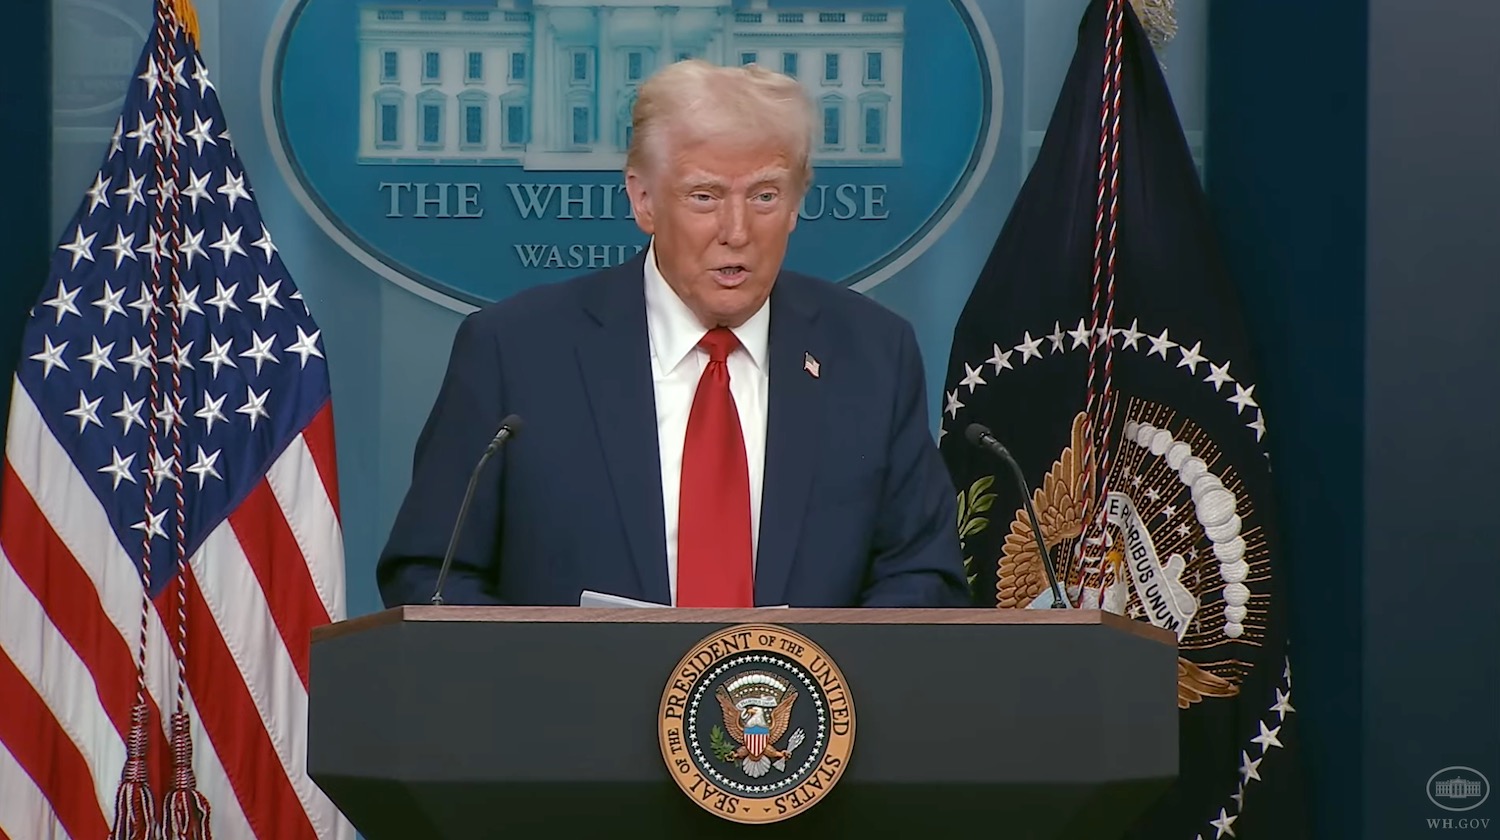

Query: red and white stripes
[0,383,353,840]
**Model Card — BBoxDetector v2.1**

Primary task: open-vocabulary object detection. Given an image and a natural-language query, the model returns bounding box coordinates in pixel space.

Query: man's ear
[625,169,656,235]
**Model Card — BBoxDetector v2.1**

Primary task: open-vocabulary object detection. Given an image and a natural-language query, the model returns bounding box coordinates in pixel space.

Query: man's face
[626,134,800,328]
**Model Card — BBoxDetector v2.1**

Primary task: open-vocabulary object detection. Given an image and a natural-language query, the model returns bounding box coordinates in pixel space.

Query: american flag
[0,1,352,838]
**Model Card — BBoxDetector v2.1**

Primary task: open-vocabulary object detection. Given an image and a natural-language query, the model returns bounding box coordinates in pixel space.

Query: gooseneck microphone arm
[431,414,523,606]
[964,423,1070,609]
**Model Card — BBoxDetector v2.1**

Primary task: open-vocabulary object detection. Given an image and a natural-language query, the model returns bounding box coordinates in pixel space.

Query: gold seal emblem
[658,624,855,824]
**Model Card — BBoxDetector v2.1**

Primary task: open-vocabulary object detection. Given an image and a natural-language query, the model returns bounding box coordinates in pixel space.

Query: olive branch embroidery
[956,475,998,588]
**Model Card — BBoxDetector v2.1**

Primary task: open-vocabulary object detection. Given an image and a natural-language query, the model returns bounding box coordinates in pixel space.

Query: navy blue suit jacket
[377,255,969,608]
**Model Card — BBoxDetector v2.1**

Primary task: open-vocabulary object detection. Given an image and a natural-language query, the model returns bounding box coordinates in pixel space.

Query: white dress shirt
[643,240,769,606]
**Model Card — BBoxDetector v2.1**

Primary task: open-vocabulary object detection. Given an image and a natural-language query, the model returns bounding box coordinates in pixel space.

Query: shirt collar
[643,238,770,375]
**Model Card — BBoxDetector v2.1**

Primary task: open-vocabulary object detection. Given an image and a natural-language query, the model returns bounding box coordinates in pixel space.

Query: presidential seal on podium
[658,624,855,824]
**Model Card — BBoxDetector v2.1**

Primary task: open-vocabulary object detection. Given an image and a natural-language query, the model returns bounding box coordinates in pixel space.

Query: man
[377,60,968,608]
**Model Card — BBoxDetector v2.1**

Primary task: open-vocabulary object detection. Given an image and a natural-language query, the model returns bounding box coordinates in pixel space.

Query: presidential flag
[938,0,1308,837]
[0,1,353,838]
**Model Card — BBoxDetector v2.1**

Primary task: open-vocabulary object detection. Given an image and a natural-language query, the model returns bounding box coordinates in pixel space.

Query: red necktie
[676,327,754,607]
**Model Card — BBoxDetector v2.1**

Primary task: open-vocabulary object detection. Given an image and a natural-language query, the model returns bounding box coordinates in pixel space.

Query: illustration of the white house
[356,0,904,169]
[1433,777,1484,799]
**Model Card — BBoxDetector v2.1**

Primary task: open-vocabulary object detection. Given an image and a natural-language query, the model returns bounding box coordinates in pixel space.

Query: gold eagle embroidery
[997,412,1093,608]
[997,411,1240,707]
[1178,658,1240,709]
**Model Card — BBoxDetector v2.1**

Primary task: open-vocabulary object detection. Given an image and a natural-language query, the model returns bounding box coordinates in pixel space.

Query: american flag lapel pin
[803,352,821,378]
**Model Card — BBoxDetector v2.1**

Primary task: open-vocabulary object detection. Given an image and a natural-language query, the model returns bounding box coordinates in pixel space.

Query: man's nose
[717,200,751,248]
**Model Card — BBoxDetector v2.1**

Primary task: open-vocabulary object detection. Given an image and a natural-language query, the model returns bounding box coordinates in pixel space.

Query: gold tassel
[167,0,200,47]
[1128,0,1178,55]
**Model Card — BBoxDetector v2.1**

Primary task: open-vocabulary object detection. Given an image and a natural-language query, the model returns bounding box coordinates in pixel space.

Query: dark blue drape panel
[1,3,52,444]
[1208,3,1369,839]
[1364,1,1500,836]
[1214,1,1500,837]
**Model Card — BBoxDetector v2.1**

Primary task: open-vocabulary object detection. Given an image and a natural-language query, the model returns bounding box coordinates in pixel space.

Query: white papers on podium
[578,590,790,609]
[579,590,668,608]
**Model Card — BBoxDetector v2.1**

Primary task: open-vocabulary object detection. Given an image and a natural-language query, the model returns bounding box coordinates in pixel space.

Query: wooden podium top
[313,605,1176,645]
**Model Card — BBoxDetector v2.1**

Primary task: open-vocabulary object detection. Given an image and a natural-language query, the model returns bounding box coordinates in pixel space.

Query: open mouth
[712,265,749,286]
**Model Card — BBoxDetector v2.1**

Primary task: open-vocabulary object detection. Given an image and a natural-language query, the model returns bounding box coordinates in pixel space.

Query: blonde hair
[625,59,815,193]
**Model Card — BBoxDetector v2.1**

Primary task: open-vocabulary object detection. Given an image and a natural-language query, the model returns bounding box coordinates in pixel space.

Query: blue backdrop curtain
[0,2,52,445]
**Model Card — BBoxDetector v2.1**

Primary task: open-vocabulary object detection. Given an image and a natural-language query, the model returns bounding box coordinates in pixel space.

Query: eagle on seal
[715,681,798,778]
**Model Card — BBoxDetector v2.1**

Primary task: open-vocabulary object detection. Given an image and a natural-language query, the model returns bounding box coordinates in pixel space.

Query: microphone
[430,414,524,606]
[964,423,1070,609]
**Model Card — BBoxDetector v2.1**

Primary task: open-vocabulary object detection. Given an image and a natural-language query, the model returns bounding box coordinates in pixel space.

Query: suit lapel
[755,277,822,605]
[576,258,671,604]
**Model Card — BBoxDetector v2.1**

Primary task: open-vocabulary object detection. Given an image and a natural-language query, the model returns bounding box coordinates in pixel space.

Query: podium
[308,607,1178,838]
